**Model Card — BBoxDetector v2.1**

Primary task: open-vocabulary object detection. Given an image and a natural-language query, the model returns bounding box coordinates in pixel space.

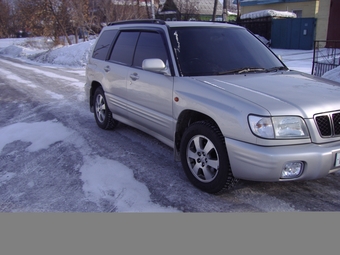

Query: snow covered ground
[0,36,339,212]
[0,37,180,212]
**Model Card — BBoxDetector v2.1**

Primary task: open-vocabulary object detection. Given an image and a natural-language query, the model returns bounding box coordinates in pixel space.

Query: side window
[133,32,168,68]
[92,30,118,60]
[110,31,140,66]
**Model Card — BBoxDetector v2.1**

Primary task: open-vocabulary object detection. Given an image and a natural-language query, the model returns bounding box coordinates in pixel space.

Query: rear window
[92,30,118,60]
[109,31,139,66]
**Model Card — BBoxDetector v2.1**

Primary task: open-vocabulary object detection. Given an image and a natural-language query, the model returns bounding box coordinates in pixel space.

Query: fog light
[281,162,304,179]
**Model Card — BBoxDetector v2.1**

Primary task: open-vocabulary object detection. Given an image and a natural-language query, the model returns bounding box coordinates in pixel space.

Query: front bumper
[225,138,340,181]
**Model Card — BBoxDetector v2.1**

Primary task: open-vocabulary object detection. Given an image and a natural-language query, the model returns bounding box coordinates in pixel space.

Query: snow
[241,9,297,20]
[0,37,94,68]
[0,120,73,152]
[0,118,180,212]
[0,38,180,212]
[81,156,178,212]
[323,66,340,82]
[0,36,339,212]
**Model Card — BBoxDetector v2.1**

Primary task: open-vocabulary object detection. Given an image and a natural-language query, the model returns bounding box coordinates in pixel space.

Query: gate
[271,18,316,50]
[237,17,272,41]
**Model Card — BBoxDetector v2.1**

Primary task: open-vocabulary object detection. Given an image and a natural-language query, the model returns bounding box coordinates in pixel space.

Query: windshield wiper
[218,67,266,75]
[265,66,288,72]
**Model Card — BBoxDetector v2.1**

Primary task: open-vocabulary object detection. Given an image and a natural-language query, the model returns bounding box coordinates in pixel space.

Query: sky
[0,36,339,212]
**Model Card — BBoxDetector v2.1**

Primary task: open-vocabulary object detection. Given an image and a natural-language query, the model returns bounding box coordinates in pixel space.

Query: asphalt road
[1,56,340,212]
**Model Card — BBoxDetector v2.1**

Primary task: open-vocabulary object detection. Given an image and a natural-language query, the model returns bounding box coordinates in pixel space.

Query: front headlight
[248,115,309,139]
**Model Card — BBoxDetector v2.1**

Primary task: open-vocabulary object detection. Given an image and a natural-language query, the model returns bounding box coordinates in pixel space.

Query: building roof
[195,0,223,15]
[241,9,297,19]
[159,0,223,16]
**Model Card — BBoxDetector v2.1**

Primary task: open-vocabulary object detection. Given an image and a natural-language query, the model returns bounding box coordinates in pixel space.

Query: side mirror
[142,59,171,76]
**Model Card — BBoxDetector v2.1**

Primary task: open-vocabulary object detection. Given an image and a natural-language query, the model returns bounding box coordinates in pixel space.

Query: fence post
[312,40,317,75]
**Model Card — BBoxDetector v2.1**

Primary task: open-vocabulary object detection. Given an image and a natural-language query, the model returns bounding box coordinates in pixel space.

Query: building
[235,0,339,42]
[157,0,223,21]
[326,0,340,42]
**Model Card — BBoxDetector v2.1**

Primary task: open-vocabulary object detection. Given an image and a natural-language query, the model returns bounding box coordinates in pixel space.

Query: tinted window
[133,32,168,68]
[110,31,139,66]
[92,30,118,60]
[169,27,285,76]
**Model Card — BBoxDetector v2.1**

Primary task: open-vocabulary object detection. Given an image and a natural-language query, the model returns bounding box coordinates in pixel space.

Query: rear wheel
[180,121,236,194]
[93,87,119,130]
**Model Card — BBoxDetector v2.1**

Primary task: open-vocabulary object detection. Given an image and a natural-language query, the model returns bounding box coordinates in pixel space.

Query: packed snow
[0,36,339,212]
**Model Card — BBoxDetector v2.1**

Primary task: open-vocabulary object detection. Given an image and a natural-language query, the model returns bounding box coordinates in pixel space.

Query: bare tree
[0,0,159,40]
[145,0,151,18]
[212,0,218,21]
[14,0,73,45]
[0,0,11,37]
[44,0,73,45]
[93,0,149,26]
[175,0,199,21]
[68,0,93,43]
[15,0,46,37]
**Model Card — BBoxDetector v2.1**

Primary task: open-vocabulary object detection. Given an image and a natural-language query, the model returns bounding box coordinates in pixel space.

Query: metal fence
[236,17,272,42]
[312,40,340,77]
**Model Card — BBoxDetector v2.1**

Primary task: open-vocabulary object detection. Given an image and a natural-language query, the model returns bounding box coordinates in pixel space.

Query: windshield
[169,26,286,76]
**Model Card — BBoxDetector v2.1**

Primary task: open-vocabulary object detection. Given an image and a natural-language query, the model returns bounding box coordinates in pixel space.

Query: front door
[127,31,174,144]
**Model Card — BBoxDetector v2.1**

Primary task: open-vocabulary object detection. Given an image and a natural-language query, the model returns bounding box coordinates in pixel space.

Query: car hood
[194,70,340,118]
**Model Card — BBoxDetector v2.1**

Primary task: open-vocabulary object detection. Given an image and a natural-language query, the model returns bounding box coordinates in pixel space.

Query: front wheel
[93,87,119,130]
[180,121,236,194]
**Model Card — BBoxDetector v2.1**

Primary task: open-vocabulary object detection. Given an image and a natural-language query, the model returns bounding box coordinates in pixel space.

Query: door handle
[104,66,110,72]
[129,73,139,81]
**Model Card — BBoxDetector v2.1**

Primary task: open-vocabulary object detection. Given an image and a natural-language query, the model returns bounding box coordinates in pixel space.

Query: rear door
[104,31,140,118]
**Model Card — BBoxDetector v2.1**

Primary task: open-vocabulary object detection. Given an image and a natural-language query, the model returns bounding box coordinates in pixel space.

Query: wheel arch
[174,110,222,161]
[89,81,102,112]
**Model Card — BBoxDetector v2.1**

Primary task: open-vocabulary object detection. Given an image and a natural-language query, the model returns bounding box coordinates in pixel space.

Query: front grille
[333,113,340,135]
[315,111,340,137]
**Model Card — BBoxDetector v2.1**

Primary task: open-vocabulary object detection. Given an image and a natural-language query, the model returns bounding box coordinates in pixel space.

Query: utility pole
[151,0,155,19]
[222,0,228,21]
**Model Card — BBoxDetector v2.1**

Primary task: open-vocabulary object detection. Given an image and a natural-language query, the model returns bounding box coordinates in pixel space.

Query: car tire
[93,87,119,130]
[180,121,236,194]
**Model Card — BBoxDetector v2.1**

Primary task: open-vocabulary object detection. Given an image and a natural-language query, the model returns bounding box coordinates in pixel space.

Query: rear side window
[92,30,118,60]
[133,32,168,68]
[109,31,139,65]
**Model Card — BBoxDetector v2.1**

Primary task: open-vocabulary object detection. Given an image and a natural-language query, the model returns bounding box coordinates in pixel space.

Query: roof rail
[108,19,166,26]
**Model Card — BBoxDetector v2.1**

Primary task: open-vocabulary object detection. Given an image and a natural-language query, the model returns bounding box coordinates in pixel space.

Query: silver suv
[85,20,340,194]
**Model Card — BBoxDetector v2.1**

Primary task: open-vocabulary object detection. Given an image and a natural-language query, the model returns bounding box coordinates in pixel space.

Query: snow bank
[0,37,96,68]
[0,45,23,57]
[28,40,96,67]
[322,66,340,83]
